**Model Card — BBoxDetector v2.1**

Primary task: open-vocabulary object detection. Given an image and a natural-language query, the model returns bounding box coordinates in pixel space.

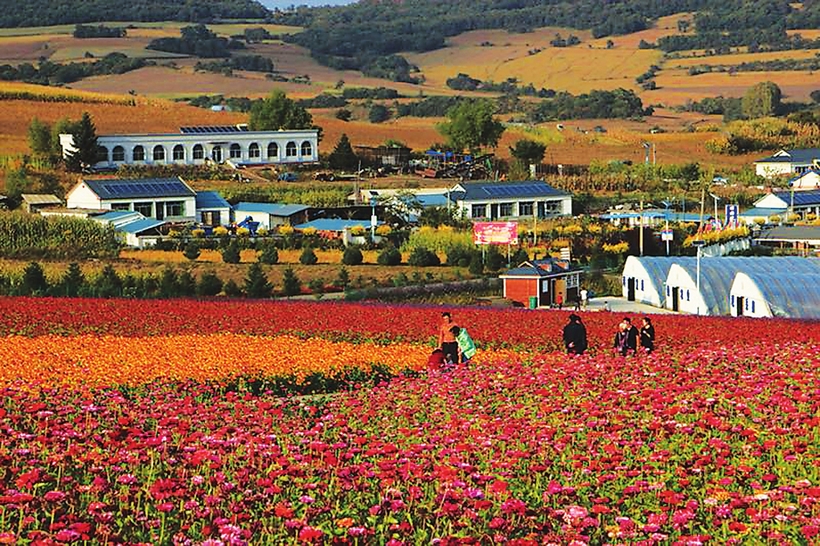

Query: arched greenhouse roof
[734,271,820,318]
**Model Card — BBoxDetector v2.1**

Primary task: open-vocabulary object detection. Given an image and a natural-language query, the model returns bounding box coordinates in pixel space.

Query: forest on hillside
[0,0,268,28]
[276,0,820,81]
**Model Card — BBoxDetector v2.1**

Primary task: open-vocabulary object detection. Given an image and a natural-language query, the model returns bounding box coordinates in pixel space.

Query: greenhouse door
[671,287,679,312]
[627,278,636,301]
[736,296,744,317]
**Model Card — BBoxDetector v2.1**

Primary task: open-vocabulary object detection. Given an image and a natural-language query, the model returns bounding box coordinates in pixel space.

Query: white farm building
[59,125,319,169]
[622,255,820,317]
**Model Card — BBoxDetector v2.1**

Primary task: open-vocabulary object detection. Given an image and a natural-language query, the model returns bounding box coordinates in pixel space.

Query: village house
[449,180,572,220]
[65,176,197,222]
[59,124,319,169]
[754,148,820,178]
[499,258,581,308]
[21,193,62,214]
[232,202,310,230]
[741,188,820,223]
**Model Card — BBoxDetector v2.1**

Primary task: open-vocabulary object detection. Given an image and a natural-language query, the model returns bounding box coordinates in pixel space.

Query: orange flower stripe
[0,334,511,388]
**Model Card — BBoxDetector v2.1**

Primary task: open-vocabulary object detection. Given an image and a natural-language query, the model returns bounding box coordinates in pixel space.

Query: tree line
[0,53,149,86]
[147,24,245,58]
[0,0,268,28]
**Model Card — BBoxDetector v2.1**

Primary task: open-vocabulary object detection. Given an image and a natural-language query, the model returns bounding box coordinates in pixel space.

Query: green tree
[336,266,351,290]
[196,270,223,296]
[328,133,359,171]
[223,279,242,297]
[177,269,196,296]
[28,118,53,156]
[741,81,782,119]
[335,108,352,121]
[95,264,122,298]
[299,247,318,265]
[4,166,30,209]
[257,242,279,264]
[51,117,79,156]
[437,99,505,153]
[21,261,48,295]
[65,112,99,172]
[377,246,402,266]
[468,252,484,276]
[183,240,201,261]
[244,262,273,298]
[509,139,546,166]
[342,246,364,265]
[485,245,506,272]
[369,104,391,123]
[249,90,314,131]
[59,262,85,297]
[222,240,241,264]
[308,278,325,299]
[282,267,302,297]
[159,266,179,298]
[408,246,440,267]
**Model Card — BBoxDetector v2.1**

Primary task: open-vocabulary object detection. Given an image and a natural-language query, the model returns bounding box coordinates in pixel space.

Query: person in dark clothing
[640,316,655,353]
[562,314,587,355]
[613,320,629,356]
[624,317,639,353]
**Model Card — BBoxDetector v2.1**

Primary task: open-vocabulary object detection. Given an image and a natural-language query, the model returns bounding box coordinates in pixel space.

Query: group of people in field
[562,314,655,356]
[428,310,656,370]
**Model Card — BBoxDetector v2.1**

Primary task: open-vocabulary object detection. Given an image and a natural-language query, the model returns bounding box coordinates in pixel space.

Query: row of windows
[470,201,561,218]
[111,201,185,217]
[98,141,313,163]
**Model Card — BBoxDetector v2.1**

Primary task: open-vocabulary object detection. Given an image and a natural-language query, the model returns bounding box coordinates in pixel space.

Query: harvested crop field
[668,49,820,68]
[649,69,820,104]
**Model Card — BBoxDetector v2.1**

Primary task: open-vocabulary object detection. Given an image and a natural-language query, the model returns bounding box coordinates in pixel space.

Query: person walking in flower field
[438,312,459,365]
[449,325,476,364]
[562,314,587,355]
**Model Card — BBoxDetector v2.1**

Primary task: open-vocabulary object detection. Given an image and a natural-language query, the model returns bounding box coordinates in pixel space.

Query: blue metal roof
[234,202,309,216]
[195,191,230,210]
[756,149,820,163]
[95,210,139,222]
[119,218,165,234]
[786,169,820,184]
[415,194,450,207]
[735,271,820,318]
[772,189,820,206]
[600,210,704,222]
[84,177,195,200]
[456,180,569,201]
[293,219,381,232]
[740,207,786,217]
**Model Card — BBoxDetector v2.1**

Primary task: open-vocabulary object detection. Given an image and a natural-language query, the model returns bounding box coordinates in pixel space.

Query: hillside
[277,0,820,80]
[0,0,268,28]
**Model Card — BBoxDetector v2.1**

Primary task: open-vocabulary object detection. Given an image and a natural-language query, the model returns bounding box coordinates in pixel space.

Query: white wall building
[60,125,319,169]
[730,270,820,318]
[195,191,232,227]
[621,256,697,307]
[450,180,572,220]
[754,149,820,178]
[233,202,310,230]
[66,177,197,222]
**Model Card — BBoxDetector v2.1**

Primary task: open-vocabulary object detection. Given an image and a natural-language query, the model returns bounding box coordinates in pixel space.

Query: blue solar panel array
[179,125,248,135]
[774,189,820,206]
[459,181,566,201]
[85,178,195,199]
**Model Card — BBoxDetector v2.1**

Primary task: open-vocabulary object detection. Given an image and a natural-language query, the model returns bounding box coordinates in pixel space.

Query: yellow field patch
[650,69,820,103]
[408,45,661,93]
[588,13,694,49]
[788,28,820,40]
[669,49,820,68]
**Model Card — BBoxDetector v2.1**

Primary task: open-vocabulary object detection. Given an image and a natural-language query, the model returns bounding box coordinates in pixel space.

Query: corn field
[0,212,121,259]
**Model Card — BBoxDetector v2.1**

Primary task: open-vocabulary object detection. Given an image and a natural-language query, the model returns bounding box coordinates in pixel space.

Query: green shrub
[342,246,364,265]
[258,242,279,264]
[223,279,242,297]
[183,240,201,261]
[377,247,402,266]
[299,247,318,265]
[196,270,223,296]
[222,240,241,264]
[408,246,440,267]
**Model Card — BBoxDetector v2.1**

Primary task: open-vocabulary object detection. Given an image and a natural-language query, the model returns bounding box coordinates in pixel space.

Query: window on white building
[133,146,145,161]
[267,142,279,158]
[499,203,513,217]
[193,144,204,160]
[212,146,222,162]
[111,203,130,211]
[112,146,125,162]
[173,145,185,161]
[96,145,108,163]
[166,201,184,217]
[301,141,312,156]
[134,202,153,217]
[153,145,165,162]
[249,143,260,158]
[230,143,242,159]
[519,202,533,216]
[286,141,297,157]
[471,204,487,218]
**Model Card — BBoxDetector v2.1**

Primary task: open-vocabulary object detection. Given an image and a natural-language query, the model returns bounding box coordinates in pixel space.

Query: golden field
[649,69,820,104]
[668,49,820,68]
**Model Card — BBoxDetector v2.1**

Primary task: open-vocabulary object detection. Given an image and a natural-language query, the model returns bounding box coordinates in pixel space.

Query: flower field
[1,297,820,544]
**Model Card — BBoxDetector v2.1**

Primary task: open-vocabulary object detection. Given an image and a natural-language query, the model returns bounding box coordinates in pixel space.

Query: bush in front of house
[245,262,273,298]
[196,270,223,296]
[183,240,201,261]
[342,246,364,266]
[222,240,241,264]
[377,247,402,266]
[408,246,440,267]
[299,247,318,265]
[258,242,279,264]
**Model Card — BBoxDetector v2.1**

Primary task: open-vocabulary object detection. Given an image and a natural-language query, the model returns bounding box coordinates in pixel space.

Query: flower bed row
[1,343,819,544]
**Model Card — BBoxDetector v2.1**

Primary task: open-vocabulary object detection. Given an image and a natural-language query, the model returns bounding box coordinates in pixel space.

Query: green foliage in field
[0,212,120,259]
